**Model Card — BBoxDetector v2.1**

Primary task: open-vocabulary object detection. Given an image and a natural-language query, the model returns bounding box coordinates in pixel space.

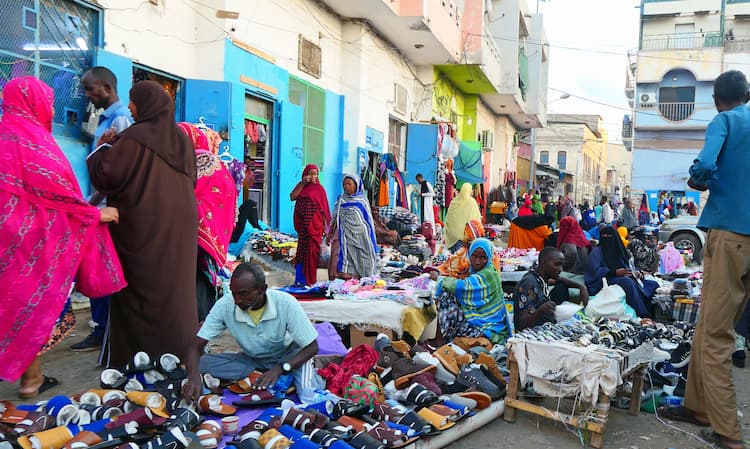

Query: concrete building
[0,0,548,232]
[605,142,633,202]
[534,114,608,204]
[625,0,747,210]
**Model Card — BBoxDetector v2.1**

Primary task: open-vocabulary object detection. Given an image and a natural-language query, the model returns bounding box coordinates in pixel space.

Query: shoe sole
[71,346,101,352]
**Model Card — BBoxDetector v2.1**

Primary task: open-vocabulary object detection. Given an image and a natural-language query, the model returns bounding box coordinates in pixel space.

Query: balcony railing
[641,32,723,50]
[658,102,694,122]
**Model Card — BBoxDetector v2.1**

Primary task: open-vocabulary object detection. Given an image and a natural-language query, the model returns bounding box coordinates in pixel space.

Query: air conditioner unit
[393,83,407,115]
[480,129,495,152]
[638,91,657,109]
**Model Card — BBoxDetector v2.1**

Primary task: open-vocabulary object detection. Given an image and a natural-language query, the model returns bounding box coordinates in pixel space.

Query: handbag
[76,224,127,298]
[585,278,632,320]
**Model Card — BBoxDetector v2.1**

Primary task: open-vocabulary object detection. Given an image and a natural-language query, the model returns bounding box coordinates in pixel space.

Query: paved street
[1,268,748,449]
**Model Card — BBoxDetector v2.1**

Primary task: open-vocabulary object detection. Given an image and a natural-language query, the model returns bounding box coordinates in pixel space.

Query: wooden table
[503,347,648,448]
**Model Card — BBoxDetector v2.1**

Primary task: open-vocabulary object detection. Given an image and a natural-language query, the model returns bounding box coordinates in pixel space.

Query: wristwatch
[281,362,292,374]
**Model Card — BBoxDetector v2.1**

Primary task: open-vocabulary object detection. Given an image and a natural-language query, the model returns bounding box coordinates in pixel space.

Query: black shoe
[71,333,103,352]
[732,350,745,368]
[669,342,691,369]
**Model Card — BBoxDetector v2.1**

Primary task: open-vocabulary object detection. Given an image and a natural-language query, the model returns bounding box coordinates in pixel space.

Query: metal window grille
[289,76,326,170]
[0,0,98,135]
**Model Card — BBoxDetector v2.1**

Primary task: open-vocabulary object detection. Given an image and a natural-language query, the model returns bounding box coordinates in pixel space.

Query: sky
[531,0,642,142]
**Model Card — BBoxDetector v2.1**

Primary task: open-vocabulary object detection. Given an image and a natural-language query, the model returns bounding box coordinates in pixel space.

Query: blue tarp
[454,140,485,184]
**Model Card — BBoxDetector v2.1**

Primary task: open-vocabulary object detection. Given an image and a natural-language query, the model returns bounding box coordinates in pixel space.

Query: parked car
[658,215,706,262]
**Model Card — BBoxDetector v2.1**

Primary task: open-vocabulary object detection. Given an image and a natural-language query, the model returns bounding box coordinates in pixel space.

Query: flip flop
[699,429,748,449]
[657,406,710,427]
[18,376,59,399]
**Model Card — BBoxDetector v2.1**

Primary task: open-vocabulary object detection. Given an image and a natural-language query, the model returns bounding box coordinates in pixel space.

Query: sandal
[18,376,59,399]
[332,400,370,419]
[195,420,222,449]
[657,406,710,427]
[458,391,492,409]
[395,410,430,436]
[349,430,387,449]
[699,429,748,449]
[365,421,417,448]
[416,407,454,432]
[233,390,283,408]
[155,354,186,380]
[403,384,440,407]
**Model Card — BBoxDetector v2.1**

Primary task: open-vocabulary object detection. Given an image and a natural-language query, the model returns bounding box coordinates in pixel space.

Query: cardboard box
[348,324,394,348]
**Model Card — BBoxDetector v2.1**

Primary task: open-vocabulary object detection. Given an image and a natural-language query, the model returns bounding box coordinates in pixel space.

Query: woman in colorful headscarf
[328,173,378,279]
[0,77,125,392]
[177,122,237,321]
[290,164,330,285]
[518,198,533,217]
[556,216,591,275]
[444,183,482,251]
[431,238,508,345]
[438,220,500,279]
[531,194,544,215]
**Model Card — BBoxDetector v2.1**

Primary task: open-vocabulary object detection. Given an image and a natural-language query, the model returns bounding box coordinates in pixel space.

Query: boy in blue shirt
[661,70,750,449]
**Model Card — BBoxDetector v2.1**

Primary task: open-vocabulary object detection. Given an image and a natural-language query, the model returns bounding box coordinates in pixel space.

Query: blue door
[275,101,304,234]
[405,123,438,185]
[184,80,231,131]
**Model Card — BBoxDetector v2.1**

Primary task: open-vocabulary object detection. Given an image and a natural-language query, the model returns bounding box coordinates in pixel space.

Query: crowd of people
[1,69,749,449]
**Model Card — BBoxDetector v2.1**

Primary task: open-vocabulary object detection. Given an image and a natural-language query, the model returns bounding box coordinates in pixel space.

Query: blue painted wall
[183,79,231,134]
[322,91,345,207]
[405,123,439,185]
[632,148,698,191]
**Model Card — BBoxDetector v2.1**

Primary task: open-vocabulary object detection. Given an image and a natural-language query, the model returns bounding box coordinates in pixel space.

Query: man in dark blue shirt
[661,70,750,449]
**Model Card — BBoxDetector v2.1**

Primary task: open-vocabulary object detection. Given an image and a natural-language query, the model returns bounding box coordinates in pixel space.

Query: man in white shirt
[600,195,614,225]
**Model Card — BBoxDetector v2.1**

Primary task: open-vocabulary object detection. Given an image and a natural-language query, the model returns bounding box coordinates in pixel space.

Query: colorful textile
[438,220,499,279]
[518,199,533,217]
[293,164,331,285]
[508,223,552,251]
[318,344,379,395]
[638,193,650,225]
[436,291,483,342]
[178,123,237,269]
[332,174,378,277]
[343,375,380,408]
[437,239,508,343]
[557,216,590,249]
[617,226,630,247]
[0,77,125,381]
[444,183,482,248]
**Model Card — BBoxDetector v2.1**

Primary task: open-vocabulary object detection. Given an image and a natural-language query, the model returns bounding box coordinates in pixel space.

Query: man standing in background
[70,67,133,353]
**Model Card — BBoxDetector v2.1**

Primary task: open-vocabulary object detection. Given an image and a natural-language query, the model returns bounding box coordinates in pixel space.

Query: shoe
[452,337,492,352]
[411,352,456,384]
[433,345,471,376]
[475,353,506,387]
[732,350,745,368]
[669,342,691,369]
[456,365,503,399]
[70,334,102,352]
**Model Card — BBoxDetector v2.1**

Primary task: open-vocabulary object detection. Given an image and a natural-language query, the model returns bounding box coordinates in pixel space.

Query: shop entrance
[243,94,274,224]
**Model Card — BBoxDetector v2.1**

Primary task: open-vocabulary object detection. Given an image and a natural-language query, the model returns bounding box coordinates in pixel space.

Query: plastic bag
[318,242,331,268]
[585,278,627,320]
[555,301,584,322]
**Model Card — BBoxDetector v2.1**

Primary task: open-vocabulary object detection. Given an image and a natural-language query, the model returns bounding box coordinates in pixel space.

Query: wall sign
[365,126,384,153]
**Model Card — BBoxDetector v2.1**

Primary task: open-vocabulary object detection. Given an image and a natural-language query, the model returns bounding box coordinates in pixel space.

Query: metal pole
[530,127,537,192]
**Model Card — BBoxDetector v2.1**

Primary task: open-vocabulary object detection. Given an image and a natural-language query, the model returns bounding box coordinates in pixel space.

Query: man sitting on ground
[182,262,323,400]
[513,247,589,331]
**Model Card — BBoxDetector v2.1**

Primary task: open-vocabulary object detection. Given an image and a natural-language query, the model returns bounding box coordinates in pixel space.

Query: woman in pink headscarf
[290,164,331,285]
[177,122,237,321]
[0,77,125,393]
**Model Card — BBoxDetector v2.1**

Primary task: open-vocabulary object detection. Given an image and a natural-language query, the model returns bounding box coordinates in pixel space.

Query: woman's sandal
[403,384,440,407]
[332,400,370,419]
[18,376,59,400]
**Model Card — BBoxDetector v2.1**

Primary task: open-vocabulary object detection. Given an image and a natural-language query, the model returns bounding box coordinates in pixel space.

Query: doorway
[243,94,274,224]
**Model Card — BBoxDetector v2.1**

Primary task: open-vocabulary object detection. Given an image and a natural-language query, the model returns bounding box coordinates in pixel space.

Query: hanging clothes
[377,161,389,207]
[434,158,446,208]
[444,159,456,209]
[245,120,258,144]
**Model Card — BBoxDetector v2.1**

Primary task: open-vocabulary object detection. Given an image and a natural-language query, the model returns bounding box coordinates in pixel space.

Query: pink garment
[178,123,237,268]
[318,344,378,395]
[0,77,126,381]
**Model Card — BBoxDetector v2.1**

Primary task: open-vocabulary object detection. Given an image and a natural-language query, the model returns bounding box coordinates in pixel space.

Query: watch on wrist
[281,362,292,374]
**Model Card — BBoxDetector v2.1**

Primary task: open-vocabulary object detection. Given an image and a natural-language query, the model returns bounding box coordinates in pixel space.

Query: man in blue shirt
[181,263,324,401]
[70,67,133,353]
[660,70,750,449]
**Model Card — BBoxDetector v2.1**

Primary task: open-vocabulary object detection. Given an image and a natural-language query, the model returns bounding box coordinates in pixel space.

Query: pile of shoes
[0,352,237,449]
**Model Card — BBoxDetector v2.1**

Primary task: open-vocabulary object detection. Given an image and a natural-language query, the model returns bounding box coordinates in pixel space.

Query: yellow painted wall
[432,69,478,141]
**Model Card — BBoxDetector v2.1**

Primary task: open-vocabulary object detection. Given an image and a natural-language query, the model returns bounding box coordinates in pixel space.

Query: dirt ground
[2,268,748,449]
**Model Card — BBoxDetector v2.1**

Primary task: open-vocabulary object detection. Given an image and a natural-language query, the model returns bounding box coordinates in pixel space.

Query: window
[133,65,184,120]
[298,35,321,79]
[388,117,407,172]
[539,151,549,164]
[289,76,326,169]
[557,151,567,170]
[658,86,695,121]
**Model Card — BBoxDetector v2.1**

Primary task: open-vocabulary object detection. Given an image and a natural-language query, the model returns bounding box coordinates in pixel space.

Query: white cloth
[510,339,622,405]
[297,298,408,335]
[601,203,614,224]
[421,181,435,226]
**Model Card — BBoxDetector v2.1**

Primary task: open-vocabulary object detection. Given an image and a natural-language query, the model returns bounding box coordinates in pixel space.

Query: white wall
[100,0,227,80]
[477,100,515,189]
[489,0,522,92]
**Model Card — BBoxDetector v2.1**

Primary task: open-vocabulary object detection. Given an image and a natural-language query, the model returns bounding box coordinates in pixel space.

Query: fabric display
[398,235,431,259]
[434,158,446,208]
[223,158,245,194]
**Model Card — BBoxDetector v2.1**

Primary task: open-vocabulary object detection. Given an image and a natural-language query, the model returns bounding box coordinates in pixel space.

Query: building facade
[626,0,748,210]
[0,0,549,231]
[534,114,608,204]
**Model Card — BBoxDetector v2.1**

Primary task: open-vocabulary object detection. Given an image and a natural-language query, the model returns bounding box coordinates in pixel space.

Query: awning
[454,140,485,184]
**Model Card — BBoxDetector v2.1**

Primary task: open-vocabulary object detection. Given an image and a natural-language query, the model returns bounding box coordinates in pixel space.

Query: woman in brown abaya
[87,80,199,367]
